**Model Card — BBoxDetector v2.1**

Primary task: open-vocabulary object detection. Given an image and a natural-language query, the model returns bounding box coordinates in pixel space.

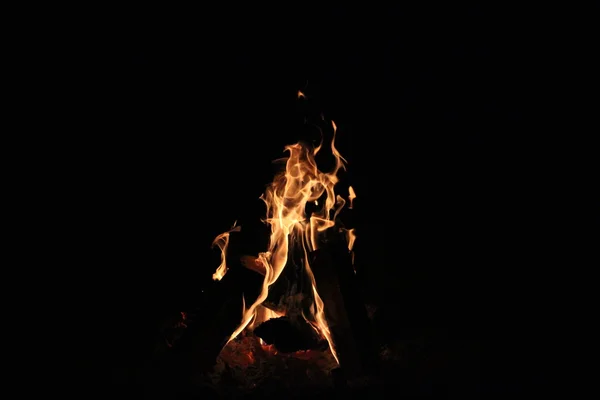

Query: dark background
[57,5,554,397]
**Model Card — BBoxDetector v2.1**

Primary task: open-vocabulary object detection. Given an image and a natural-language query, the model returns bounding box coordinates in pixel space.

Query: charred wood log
[241,253,316,317]
[240,255,265,276]
[310,238,378,379]
[253,316,328,353]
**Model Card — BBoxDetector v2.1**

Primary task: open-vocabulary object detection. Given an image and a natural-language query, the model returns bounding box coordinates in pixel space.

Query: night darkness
[59,5,555,398]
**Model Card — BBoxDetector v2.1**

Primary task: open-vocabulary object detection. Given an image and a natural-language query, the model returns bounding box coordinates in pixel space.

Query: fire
[348,186,356,209]
[249,305,283,330]
[211,100,356,366]
[211,222,241,281]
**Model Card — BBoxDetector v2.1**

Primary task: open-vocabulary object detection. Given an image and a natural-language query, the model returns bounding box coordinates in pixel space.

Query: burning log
[310,238,378,380]
[254,316,328,353]
[241,254,316,316]
[240,255,265,276]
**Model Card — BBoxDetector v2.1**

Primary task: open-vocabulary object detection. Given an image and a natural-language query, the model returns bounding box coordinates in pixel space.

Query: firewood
[310,240,378,379]
[254,316,328,353]
[240,255,265,276]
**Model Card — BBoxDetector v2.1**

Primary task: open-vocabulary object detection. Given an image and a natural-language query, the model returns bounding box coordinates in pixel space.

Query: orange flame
[348,186,356,209]
[341,228,357,252]
[211,222,241,281]
[212,112,356,365]
[340,227,357,273]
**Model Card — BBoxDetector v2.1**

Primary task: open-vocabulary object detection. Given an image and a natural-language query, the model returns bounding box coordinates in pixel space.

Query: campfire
[211,91,356,361]
[161,91,376,396]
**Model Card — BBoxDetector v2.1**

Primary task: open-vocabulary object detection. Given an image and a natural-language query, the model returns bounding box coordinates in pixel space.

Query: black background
[51,5,556,397]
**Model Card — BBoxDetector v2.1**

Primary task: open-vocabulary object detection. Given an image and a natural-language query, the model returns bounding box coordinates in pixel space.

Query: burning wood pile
[156,91,378,396]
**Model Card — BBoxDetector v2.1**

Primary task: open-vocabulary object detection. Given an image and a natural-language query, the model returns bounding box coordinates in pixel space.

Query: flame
[211,222,241,281]
[249,305,282,330]
[348,186,356,209]
[341,227,357,273]
[213,110,357,365]
[341,228,357,252]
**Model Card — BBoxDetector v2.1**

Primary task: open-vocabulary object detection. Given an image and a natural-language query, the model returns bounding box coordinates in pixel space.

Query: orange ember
[211,95,357,365]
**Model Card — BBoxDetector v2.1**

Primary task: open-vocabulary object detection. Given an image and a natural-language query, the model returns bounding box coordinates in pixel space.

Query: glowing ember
[211,94,357,365]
